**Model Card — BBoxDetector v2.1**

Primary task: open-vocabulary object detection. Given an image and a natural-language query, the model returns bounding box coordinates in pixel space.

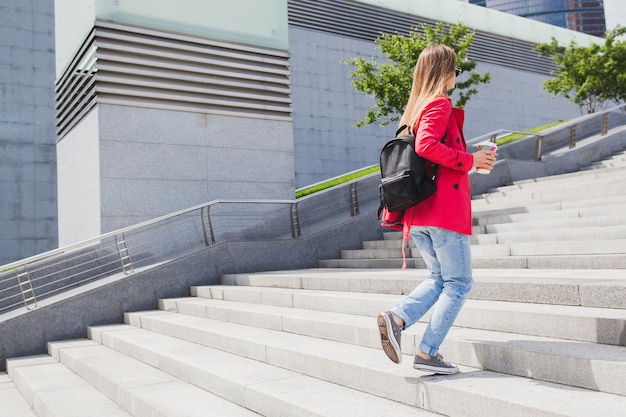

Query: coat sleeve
[413,97,474,172]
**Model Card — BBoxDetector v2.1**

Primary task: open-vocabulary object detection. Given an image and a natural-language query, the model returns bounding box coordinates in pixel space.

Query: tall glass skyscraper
[469,0,606,37]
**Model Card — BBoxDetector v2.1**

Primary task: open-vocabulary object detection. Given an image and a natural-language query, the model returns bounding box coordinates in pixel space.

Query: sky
[604,0,626,31]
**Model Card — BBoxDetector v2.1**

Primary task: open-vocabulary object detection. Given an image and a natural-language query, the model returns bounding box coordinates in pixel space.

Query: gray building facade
[0,0,57,264]
[0,0,601,264]
[288,0,585,186]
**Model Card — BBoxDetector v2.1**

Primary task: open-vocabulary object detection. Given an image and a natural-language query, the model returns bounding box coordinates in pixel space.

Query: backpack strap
[396,125,411,137]
[395,123,448,270]
[399,123,447,180]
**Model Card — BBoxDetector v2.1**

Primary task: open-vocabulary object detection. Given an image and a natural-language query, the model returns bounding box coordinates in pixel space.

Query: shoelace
[434,354,451,365]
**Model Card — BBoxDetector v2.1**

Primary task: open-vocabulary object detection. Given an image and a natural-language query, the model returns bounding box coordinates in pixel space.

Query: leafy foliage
[535,26,626,114]
[344,22,491,127]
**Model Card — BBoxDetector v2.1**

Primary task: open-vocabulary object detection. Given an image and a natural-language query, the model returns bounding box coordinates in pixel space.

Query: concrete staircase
[4,268,626,416]
[4,152,626,416]
[320,151,626,269]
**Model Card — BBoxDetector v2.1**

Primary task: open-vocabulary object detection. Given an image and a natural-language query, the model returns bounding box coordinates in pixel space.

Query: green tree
[344,22,491,127]
[535,26,626,114]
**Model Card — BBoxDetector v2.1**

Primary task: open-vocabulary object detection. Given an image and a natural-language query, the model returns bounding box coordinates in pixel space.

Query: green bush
[295,166,379,199]
[496,121,567,145]
[296,120,568,198]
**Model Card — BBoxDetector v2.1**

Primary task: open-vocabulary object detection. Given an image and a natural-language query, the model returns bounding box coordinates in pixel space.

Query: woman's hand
[472,149,497,171]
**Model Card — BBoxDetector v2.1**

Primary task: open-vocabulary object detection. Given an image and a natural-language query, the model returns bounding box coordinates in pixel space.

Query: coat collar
[451,107,464,128]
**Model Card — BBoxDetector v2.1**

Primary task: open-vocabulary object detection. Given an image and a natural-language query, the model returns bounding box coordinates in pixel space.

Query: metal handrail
[467,103,626,161]
[466,128,538,144]
[0,199,291,273]
[0,184,383,314]
[2,103,624,314]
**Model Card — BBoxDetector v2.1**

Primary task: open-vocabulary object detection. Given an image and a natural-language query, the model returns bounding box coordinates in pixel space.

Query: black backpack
[377,124,445,219]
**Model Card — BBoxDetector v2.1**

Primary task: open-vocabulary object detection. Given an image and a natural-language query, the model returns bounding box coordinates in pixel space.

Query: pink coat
[402,96,474,236]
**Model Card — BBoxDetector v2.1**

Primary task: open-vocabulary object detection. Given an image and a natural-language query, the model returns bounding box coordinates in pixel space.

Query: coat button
[457,162,463,167]
[456,138,461,143]
[454,184,459,189]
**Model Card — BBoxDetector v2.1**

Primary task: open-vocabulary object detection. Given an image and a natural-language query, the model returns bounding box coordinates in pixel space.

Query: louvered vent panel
[55,21,292,138]
[288,0,557,74]
[55,30,98,138]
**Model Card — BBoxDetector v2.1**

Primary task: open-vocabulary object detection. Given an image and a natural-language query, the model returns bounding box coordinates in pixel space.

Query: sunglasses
[455,67,463,77]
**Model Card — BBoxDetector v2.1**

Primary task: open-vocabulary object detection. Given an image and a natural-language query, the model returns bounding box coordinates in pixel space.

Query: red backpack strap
[401,223,411,270]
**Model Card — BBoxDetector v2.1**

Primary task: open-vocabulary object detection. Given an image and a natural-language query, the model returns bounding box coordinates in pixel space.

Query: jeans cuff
[389,309,410,330]
[418,342,438,357]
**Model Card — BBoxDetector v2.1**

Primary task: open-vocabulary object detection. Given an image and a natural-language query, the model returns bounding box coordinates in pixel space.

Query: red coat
[400,96,474,236]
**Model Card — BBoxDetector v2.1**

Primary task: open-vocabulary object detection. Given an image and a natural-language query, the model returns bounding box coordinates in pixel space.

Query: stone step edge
[488,163,626,191]
[480,168,626,195]
[181,285,626,345]
[472,204,626,226]
[371,224,626,246]
[471,198,626,219]
[46,339,314,417]
[125,306,626,397]
[90,321,626,417]
[216,269,626,309]
[6,355,132,417]
[471,193,626,214]
[480,175,626,199]
[86,323,442,416]
[344,238,626,258]
[318,255,626,274]
[0,372,38,417]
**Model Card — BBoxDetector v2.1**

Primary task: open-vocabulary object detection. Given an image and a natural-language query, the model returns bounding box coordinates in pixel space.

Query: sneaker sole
[377,313,402,364]
[413,363,459,375]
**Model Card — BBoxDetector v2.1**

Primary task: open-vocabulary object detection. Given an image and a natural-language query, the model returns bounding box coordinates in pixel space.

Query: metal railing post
[290,202,301,238]
[201,205,216,245]
[114,233,134,275]
[569,124,577,149]
[601,113,609,136]
[15,266,37,310]
[349,183,360,216]
[534,135,544,161]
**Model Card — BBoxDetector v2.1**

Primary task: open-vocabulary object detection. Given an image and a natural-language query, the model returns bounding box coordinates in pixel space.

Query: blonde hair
[398,44,457,133]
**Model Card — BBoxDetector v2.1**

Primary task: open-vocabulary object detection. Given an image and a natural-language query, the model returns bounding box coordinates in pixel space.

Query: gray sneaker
[377,312,402,364]
[414,353,459,374]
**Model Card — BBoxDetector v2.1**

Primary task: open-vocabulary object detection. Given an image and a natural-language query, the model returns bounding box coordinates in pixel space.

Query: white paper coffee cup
[475,141,498,174]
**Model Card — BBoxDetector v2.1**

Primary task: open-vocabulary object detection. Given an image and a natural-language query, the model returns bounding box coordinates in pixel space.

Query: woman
[377,44,496,374]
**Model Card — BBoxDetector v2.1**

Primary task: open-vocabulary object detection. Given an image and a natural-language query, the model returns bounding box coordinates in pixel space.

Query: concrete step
[473,224,626,244]
[166,287,626,347]
[218,268,626,309]
[147,297,626,395]
[473,202,626,227]
[585,160,626,170]
[582,154,626,170]
[370,223,626,245]
[6,355,132,417]
[471,182,626,210]
[480,171,626,200]
[472,194,626,219]
[47,340,266,417]
[0,373,37,417]
[320,253,626,269]
[483,214,626,233]
[90,317,626,417]
[460,238,626,257]
[351,162,626,269]
[318,257,425,269]
[361,233,626,254]
[483,164,626,195]
[88,323,439,417]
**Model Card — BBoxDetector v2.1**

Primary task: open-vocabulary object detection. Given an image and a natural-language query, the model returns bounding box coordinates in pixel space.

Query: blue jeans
[390,226,473,356]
